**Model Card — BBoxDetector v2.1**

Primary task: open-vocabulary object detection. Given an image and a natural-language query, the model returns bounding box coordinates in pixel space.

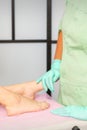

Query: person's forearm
[54,31,63,60]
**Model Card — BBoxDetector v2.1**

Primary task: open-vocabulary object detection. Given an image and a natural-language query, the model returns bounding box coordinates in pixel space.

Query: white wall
[0,0,11,39]
[0,43,46,85]
[0,0,46,85]
[15,0,46,39]
[0,0,65,100]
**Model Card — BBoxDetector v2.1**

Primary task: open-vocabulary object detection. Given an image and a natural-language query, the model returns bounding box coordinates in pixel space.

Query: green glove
[51,106,87,121]
[36,60,61,92]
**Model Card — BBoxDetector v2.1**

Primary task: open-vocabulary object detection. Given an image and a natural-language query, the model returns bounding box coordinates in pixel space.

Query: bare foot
[5,81,43,99]
[0,87,49,116]
[6,96,49,116]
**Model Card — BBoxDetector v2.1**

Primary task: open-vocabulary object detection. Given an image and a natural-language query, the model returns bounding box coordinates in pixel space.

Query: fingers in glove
[42,76,48,92]
[46,73,54,92]
[36,76,43,83]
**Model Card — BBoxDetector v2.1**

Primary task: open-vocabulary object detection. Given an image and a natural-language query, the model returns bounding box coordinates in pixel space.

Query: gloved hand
[36,59,61,92]
[51,106,87,121]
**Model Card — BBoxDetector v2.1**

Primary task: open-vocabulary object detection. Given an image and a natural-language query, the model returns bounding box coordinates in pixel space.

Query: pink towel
[0,93,85,130]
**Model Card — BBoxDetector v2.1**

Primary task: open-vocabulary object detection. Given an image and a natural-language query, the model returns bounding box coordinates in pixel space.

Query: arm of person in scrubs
[54,31,63,60]
[36,31,63,92]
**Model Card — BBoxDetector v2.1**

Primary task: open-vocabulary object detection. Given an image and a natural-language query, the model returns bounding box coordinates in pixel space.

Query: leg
[5,81,43,99]
[0,87,49,116]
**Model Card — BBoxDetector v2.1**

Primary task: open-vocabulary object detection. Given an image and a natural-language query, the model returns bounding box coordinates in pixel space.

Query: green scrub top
[58,0,87,106]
